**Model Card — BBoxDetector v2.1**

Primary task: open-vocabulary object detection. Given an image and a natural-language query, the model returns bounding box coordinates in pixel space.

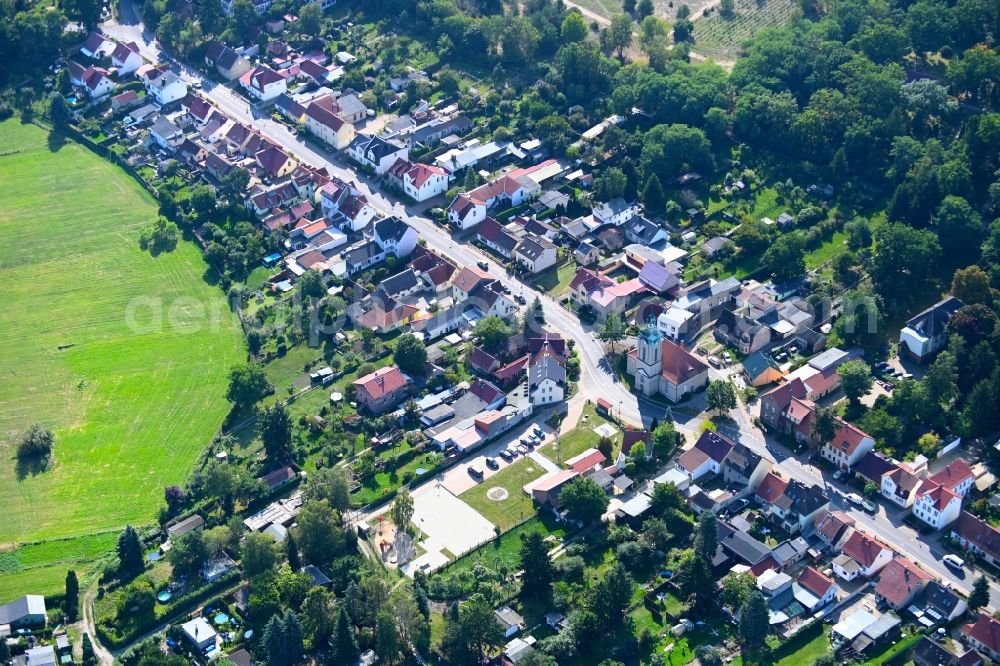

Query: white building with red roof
[240,65,287,102]
[675,430,736,482]
[912,481,962,530]
[793,566,839,611]
[951,511,1000,566]
[963,614,1000,662]
[401,161,448,202]
[821,419,875,470]
[929,459,976,498]
[110,41,143,75]
[835,530,894,580]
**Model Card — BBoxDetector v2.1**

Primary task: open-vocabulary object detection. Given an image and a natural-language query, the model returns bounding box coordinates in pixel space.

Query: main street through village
[103,17,1000,610]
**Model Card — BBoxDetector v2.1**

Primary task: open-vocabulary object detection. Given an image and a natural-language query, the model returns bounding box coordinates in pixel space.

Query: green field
[0,121,244,601]
[460,458,546,531]
[694,0,801,57]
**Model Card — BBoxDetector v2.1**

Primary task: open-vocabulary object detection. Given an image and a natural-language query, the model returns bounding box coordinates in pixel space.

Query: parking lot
[440,421,558,495]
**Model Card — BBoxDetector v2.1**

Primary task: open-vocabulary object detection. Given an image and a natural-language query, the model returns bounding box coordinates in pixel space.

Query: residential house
[835,530,894,580]
[502,636,538,665]
[717,521,774,568]
[821,420,875,470]
[241,65,287,102]
[400,161,449,201]
[627,324,709,402]
[0,595,46,628]
[149,116,184,150]
[305,101,355,150]
[260,466,295,492]
[755,472,789,510]
[110,41,143,75]
[374,216,419,258]
[912,481,962,530]
[592,198,641,226]
[80,31,114,58]
[477,217,520,259]
[856,450,898,486]
[514,235,558,274]
[255,145,297,179]
[675,430,736,482]
[772,537,810,570]
[78,66,115,99]
[343,239,387,276]
[448,175,540,230]
[352,366,410,414]
[335,92,367,123]
[793,566,839,612]
[582,276,647,320]
[714,307,771,355]
[349,134,409,174]
[911,638,972,666]
[624,215,667,246]
[657,305,696,342]
[881,464,924,509]
[167,514,205,539]
[146,70,187,105]
[770,479,830,534]
[743,352,783,387]
[919,580,968,623]
[204,41,252,80]
[637,261,680,296]
[722,442,771,496]
[494,606,525,638]
[951,511,1000,566]
[530,469,579,507]
[701,236,731,258]
[528,338,566,406]
[963,614,1000,662]
[875,558,932,610]
[452,265,494,303]
[899,296,964,363]
[182,617,217,651]
[929,460,976,498]
[813,510,855,550]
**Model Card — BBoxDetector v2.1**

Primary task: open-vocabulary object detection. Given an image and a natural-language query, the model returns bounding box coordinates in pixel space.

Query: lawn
[535,260,579,296]
[0,121,244,601]
[540,404,619,465]
[773,624,831,666]
[460,458,547,531]
[0,531,120,601]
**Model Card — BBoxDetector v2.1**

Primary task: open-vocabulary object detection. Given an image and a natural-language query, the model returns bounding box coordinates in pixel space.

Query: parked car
[833,469,846,481]
[861,499,878,514]
[516,444,529,455]
[943,554,965,569]
[477,260,489,271]
[846,492,864,506]
[485,457,499,470]
[468,466,484,479]
[516,294,527,304]
[499,450,513,462]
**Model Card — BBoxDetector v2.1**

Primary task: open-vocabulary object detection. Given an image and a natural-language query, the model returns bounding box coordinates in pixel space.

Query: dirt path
[82,584,114,666]
[561,0,611,25]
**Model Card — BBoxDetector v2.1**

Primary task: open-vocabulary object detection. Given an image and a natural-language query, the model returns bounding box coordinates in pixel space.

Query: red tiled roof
[469,378,504,405]
[756,472,788,504]
[621,429,651,456]
[875,558,932,607]
[798,566,835,598]
[659,339,708,386]
[469,347,499,373]
[829,419,872,455]
[965,615,1000,655]
[452,266,492,293]
[493,355,528,381]
[568,449,607,474]
[353,366,408,401]
[916,481,961,512]
[953,511,1000,560]
[841,530,891,568]
[814,510,854,543]
[761,377,808,411]
[930,459,975,493]
[749,555,779,577]
[406,162,446,188]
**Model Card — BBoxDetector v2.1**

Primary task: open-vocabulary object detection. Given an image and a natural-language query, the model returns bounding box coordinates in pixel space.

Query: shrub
[16,424,54,459]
